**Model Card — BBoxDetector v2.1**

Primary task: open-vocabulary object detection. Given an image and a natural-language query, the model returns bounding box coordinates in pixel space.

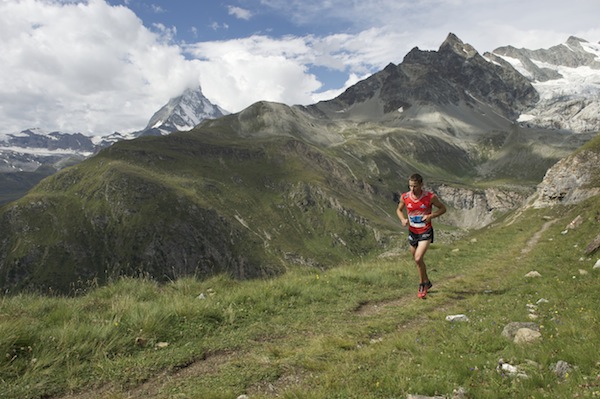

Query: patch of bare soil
[354,274,465,317]
[521,219,558,254]
[58,350,237,399]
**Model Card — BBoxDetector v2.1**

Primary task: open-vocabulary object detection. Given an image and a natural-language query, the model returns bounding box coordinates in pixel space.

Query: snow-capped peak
[490,37,600,133]
[142,86,228,136]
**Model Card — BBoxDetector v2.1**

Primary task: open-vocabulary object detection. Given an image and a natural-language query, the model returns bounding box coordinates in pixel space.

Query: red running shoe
[418,281,433,299]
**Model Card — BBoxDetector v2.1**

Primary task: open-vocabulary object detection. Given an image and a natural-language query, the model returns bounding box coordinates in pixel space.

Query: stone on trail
[501,322,539,340]
[445,314,469,322]
[514,328,542,344]
[525,271,542,278]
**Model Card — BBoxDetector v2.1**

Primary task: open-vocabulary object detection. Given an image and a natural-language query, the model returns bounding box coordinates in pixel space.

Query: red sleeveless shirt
[402,191,434,234]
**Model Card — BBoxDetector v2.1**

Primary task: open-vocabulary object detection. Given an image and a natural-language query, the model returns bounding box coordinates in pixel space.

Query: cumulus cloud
[0,0,199,134]
[227,6,253,20]
[188,35,321,112]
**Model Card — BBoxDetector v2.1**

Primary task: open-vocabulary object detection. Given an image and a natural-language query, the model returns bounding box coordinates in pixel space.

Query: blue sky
[1,0,599,135]
[109,1,313,42]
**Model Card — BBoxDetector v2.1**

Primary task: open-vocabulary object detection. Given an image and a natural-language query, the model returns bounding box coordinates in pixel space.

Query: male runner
[396,173,446,298]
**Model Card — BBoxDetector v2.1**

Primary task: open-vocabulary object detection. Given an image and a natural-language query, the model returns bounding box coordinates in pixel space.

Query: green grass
[1,197,600,398]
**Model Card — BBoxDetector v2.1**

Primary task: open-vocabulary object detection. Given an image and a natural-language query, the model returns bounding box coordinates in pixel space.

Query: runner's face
[408,180,422,195]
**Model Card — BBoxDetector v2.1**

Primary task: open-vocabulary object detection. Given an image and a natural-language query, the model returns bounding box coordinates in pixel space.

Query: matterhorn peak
[140,85,229,137]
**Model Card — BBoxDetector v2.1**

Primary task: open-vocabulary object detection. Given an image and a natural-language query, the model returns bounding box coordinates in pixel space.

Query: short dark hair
[409,173,423,183]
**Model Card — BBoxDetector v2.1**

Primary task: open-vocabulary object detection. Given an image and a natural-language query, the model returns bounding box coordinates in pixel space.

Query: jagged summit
[312,33,537,126]
[139,85,229,136]
[438,32,479,58]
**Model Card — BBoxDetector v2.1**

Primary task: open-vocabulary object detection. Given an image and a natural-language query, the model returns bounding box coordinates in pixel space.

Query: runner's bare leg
[410,240,431,283]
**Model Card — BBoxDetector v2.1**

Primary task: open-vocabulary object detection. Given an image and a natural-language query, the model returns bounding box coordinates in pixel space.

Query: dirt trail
[521,219,558,254]
[60,351,237,399]
[354,274,465,317]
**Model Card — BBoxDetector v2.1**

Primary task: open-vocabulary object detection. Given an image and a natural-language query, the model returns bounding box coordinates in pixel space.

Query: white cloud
[209,21,229,31]
[312,73,368,103]
[151,4,165,14]
[258,0,600,53]
[228,6,253,20]
[152,22,177,42]
[0,0,200,134]
[188,36,322,111]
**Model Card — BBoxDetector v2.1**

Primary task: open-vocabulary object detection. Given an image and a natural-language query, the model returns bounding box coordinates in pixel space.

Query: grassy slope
[1,194,599,399]
[0,131,402,293]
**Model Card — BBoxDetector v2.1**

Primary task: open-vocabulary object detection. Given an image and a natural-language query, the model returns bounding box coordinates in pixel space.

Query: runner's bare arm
[396,201,409,226]
[426,195,446,221]
[424,195,446,220]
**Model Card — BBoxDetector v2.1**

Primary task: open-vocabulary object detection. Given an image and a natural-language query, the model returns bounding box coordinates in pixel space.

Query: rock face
[532,148,600,208]
[434,184,533,229]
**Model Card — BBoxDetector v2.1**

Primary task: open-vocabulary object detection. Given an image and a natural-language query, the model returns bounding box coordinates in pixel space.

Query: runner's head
[408,173,423,195]
[409,173,423,184]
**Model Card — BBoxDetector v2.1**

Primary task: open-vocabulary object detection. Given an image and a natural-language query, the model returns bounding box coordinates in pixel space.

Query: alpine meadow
[1,34,599,399]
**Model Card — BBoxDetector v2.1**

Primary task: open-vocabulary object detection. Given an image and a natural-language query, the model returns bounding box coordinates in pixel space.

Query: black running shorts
[408,227,434,247]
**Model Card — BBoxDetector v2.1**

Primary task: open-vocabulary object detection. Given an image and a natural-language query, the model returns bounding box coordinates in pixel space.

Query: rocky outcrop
[531,149,600,208]
[434,184,532,229]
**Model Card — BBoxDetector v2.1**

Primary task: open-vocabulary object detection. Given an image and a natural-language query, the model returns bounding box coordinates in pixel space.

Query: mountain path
[521,219,558,255]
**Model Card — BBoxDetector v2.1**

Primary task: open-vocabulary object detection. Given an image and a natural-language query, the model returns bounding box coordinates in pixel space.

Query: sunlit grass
[1,196,600,398]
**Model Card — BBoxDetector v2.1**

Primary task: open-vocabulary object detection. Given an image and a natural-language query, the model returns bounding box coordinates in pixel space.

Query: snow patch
[0,146,93,157]
[518,114,536,122]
